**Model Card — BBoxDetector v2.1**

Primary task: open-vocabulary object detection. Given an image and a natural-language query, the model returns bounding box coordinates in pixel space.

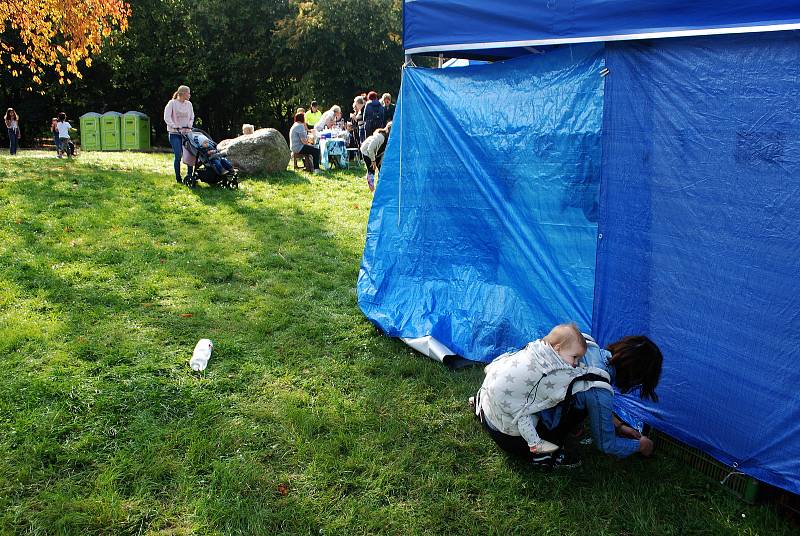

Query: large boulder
[218,128,289,175]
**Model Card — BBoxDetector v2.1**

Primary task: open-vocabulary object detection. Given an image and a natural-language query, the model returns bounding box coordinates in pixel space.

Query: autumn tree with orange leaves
[0,0,129,87]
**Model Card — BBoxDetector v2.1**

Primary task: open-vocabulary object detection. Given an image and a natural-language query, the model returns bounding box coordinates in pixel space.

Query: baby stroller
[180,128,239,189]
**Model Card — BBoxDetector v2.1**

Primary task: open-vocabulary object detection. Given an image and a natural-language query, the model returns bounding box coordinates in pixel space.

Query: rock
[217,128,289,175]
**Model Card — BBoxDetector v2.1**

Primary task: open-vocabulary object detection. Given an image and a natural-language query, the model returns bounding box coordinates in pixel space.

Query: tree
[273,0,404,113]
[0,0,405,146]
[0,0,129,86]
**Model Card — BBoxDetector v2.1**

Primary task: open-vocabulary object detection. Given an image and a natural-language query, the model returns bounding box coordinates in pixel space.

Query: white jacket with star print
[477,339,612,445]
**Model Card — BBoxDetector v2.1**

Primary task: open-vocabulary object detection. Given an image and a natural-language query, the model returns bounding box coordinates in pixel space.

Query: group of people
[474,323,663,468]
[163,83,394,190]
[3,107,76,158]
[290,91,395,191]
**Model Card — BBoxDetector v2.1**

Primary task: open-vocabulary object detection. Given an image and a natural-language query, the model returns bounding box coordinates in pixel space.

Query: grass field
[0,150,794,535]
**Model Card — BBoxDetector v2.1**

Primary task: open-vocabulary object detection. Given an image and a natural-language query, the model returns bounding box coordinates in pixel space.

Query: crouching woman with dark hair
[531,335,663,467]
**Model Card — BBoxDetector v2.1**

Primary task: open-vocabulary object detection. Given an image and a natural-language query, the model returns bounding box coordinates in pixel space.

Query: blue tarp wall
[358,32,800,493]
[596,32,800,494]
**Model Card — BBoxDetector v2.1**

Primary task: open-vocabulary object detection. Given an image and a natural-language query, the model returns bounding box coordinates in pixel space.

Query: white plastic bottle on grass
[189,339,213,371]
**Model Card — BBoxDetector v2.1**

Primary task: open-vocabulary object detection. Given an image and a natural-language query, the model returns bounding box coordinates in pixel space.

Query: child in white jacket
[360,121,392,192]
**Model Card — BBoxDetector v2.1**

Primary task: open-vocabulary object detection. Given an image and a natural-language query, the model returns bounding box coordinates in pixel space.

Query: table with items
[317,130,349,170]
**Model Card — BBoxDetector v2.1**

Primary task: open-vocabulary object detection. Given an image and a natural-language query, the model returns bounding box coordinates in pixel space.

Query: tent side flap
[358,44,605,361]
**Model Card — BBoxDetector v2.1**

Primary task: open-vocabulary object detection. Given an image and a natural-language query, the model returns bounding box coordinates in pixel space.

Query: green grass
[0,150,794,535]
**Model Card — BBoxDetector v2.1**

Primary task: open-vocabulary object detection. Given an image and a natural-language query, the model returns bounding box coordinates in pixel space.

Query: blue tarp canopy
[359,25,800,494]
[404,0,800,56]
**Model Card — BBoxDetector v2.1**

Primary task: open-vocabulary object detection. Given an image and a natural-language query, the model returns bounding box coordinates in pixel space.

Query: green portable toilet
[100,111,122,151]
[122,111,151,150]
[79,112,102,151]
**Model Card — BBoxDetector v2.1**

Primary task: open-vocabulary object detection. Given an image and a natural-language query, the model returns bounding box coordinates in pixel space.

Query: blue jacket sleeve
[577,388,640,458]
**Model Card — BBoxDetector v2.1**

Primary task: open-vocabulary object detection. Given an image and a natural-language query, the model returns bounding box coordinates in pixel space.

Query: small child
[189,131,234,175]
[476,323,590,455]
[55,112,75,158]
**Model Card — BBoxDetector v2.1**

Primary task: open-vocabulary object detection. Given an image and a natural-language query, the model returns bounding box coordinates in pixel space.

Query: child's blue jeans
[210,157,233,175]
[7,128,18,155]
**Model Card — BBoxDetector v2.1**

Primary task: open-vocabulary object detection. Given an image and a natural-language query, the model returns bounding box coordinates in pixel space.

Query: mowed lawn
[0,151,794,535]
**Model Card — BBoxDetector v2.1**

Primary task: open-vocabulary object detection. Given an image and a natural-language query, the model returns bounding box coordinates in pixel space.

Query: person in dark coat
[363,91,385,138]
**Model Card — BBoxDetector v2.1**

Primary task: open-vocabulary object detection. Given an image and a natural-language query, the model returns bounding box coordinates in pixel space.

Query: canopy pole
[397,69,404,226]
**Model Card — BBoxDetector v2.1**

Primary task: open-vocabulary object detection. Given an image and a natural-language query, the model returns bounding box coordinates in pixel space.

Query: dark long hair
[374,121,392,138]
[608,335,663,402]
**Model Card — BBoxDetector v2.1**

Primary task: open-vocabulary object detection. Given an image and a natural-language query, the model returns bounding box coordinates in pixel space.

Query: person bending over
[533,334,662,465]
[359,121,391,192]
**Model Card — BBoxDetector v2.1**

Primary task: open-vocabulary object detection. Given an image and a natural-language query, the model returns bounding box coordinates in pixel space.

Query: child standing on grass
[4,108,20,155]
[55,112,75,158]
[473,323,612,467]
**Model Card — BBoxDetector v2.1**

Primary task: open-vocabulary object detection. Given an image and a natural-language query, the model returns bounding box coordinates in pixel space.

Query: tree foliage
[1,0,404,145]
[0,0,130,86]
[274,0,404,111]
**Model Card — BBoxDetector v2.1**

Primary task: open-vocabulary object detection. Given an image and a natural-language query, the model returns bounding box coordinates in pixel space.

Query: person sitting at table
[289,112,322,174]
[322,115,349,140]
[314,105,342,133]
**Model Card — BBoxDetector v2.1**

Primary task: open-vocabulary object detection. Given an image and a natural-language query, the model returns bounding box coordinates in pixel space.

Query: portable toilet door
[100,111,122,150]
[122,111,151,150]
[79,112,102,151]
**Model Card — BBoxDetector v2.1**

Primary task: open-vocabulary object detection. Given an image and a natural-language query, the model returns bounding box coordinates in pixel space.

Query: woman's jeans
[53,132,59,153]
[169,133,193,181]
[7,129,18,155]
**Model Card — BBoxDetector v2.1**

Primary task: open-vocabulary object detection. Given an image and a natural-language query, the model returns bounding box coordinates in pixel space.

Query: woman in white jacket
[359,121,391,192]
[163,85,195,183]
